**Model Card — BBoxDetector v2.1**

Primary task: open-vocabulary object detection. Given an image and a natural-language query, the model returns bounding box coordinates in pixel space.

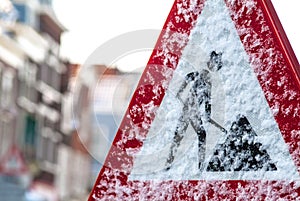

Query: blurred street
[0,1,140,200]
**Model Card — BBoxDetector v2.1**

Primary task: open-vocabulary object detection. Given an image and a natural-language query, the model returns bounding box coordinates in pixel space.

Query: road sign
[0,144,28,175]
[89,0,300,200]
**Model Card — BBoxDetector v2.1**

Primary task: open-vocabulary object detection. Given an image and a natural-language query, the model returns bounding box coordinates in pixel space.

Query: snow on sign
[89,0,300,200]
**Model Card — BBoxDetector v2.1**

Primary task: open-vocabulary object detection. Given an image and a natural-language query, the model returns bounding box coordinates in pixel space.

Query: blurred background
[0,0,299,201]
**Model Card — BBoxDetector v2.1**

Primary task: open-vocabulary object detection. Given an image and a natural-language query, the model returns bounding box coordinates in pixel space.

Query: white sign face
[129,0,299,181]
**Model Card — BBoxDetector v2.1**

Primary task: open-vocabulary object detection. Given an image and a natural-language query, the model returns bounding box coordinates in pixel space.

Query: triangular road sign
[0,144,28,175]
[89,0,300,200]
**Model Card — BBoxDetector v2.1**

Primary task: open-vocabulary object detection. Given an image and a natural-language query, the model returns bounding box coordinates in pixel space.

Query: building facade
[0,1,92,200]
[92,65,141,182]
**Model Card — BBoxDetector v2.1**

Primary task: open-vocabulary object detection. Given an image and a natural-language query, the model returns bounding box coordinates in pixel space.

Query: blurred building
[0,0,92,200]
[0,1,31,200]
[58,63,93,201]
[92,65,140,183]
[64,63,141,187]
[0,1,142,201]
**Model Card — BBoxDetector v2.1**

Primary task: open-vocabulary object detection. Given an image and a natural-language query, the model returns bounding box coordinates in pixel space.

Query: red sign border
[0,144,28,175]
[89,0,300,200]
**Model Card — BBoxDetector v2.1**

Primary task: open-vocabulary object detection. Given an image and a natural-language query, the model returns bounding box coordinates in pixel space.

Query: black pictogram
[165,51,223,170]
[207,115,277,171]
[165,51,277,172]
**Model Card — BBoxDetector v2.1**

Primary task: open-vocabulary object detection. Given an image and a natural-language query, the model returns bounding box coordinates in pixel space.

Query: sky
[52,0,300,72]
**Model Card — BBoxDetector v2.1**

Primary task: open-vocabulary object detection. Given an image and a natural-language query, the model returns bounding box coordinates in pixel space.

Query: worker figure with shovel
[165,51,223,171]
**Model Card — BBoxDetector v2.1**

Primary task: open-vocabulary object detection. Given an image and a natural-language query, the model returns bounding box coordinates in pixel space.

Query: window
[18,60,37,102]
[24,115,36,146]
[1,69,14,108]
[27,63,37,86]
[0,112,15,157]
[13,4,26,23]
[46,54,62,90]
[24,115,37,159]
[38,126,61,164]
[39,0,52,6]
[52,69,61,91]
[0,67,16,157]
[44,65,53,87]
[40,64,48,83]
[19,60,37,84]
[13,3,38,28]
